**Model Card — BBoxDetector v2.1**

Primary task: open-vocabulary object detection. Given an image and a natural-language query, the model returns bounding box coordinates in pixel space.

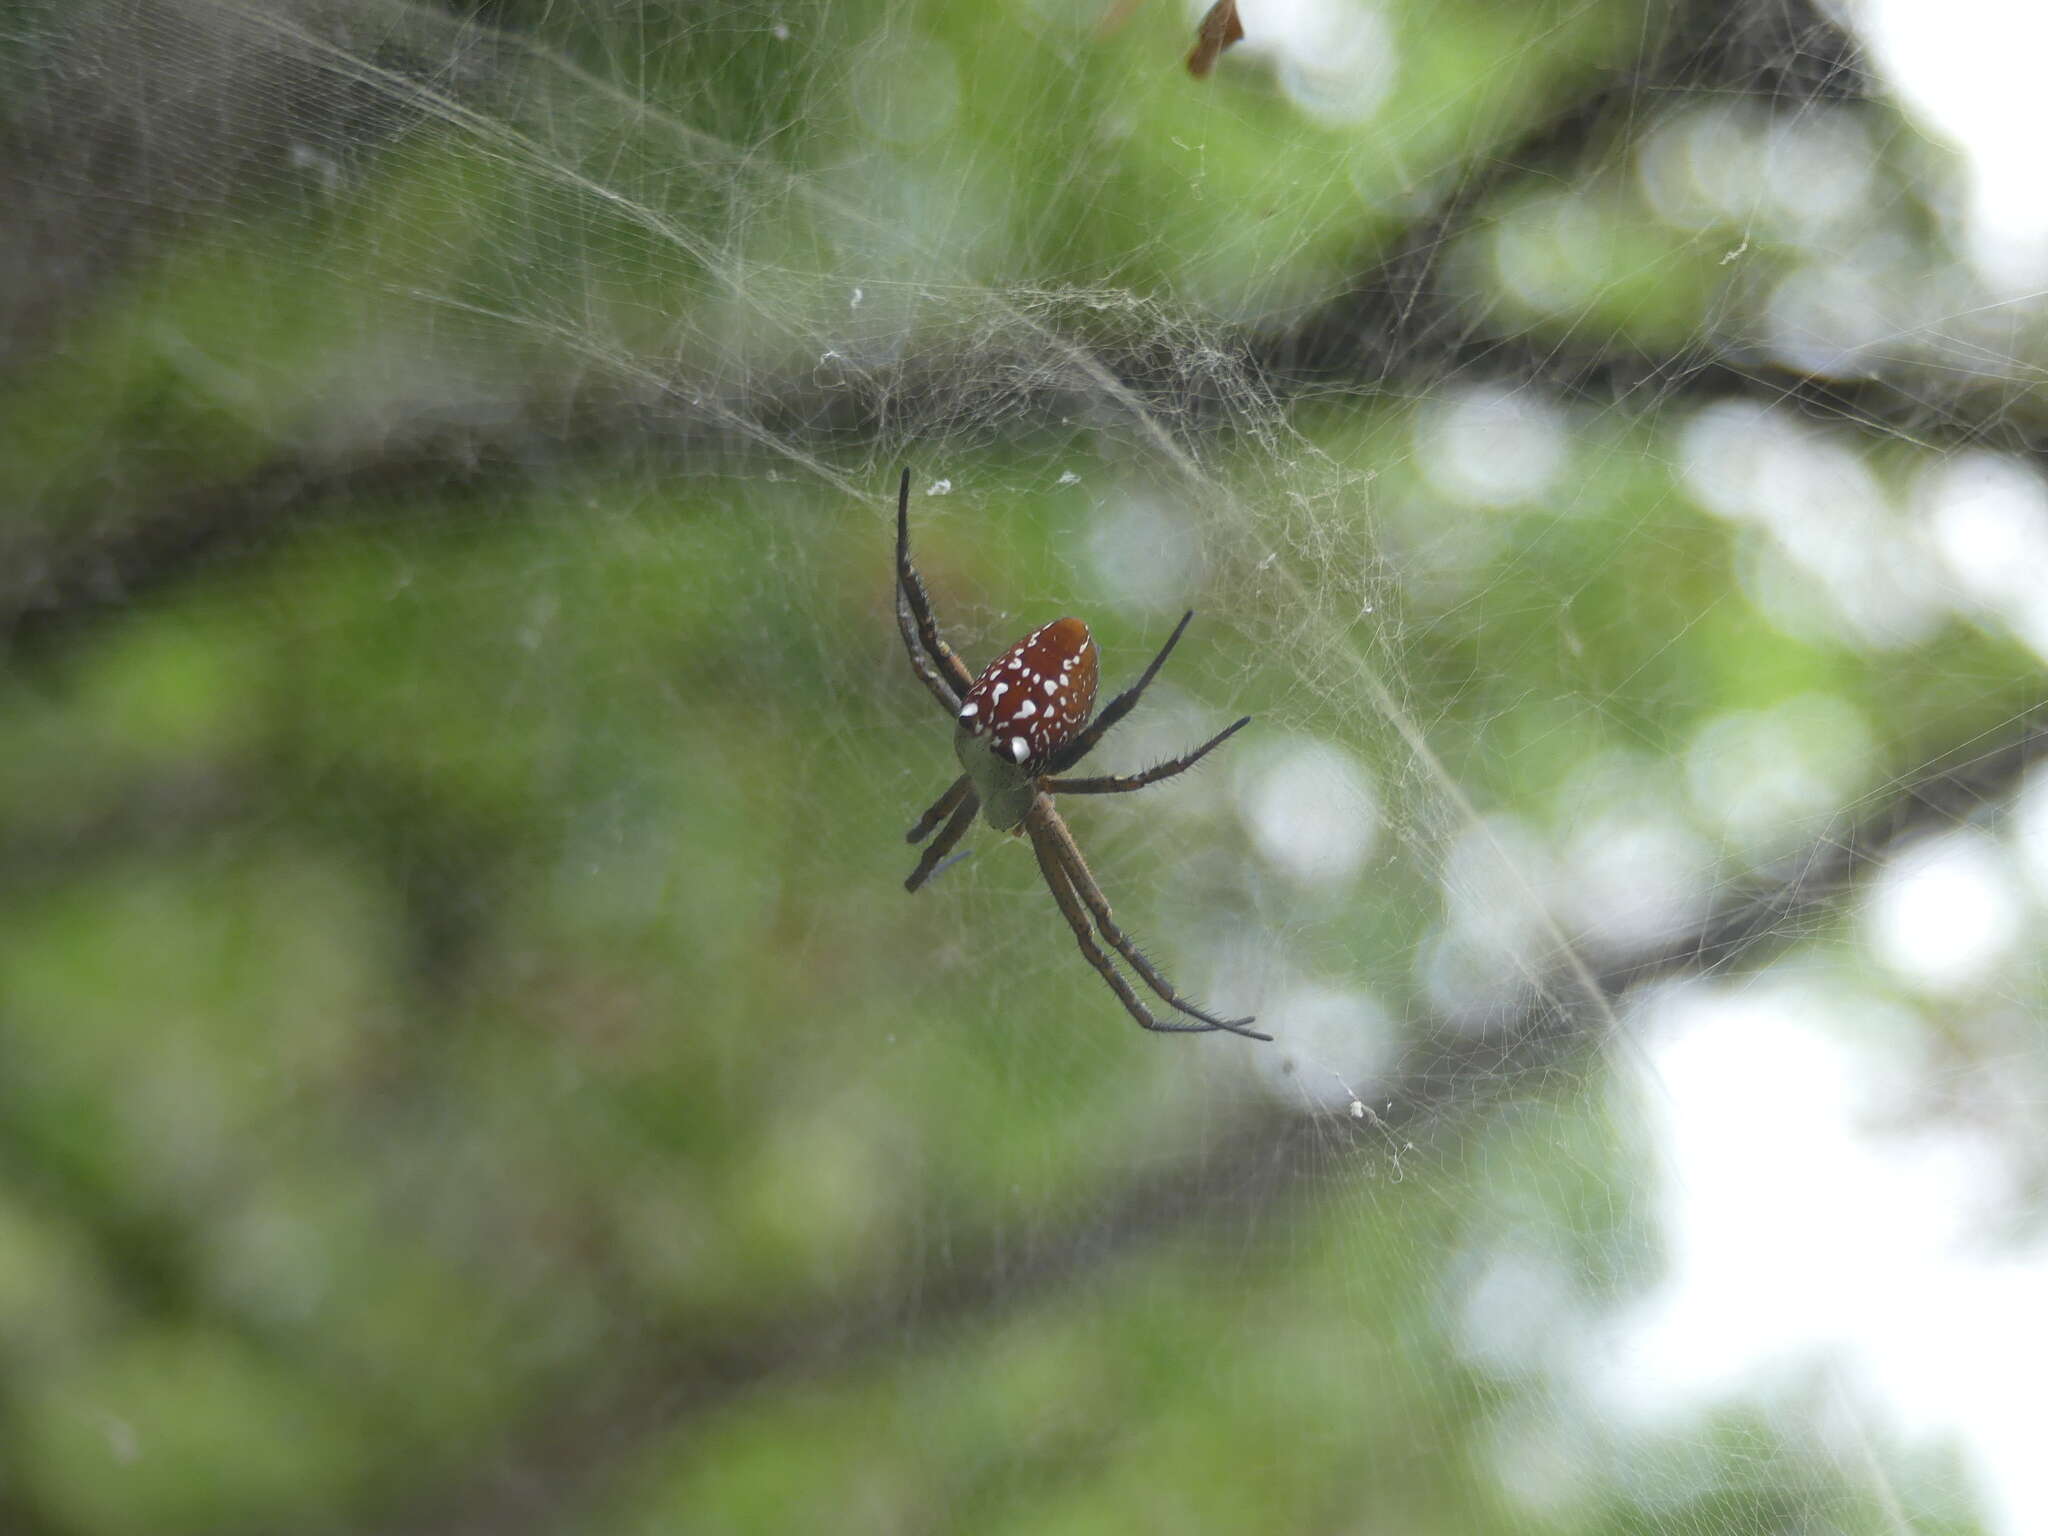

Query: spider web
[2,0,2045,1531]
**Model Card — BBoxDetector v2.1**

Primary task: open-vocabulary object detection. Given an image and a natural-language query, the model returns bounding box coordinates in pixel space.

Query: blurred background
[4,0,2047,1530]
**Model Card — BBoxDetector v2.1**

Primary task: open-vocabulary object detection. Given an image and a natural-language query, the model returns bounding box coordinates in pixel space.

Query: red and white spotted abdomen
[953,617,1100,828]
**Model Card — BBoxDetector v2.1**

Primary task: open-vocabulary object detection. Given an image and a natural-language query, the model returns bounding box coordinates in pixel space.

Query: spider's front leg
[904,783,980,893]
[1026,805,1221,1034]
[908,774,973,844]
[1026,799,1269,1041]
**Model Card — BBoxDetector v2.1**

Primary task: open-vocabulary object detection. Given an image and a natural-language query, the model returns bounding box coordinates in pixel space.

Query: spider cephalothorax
[892,468,1267,1042]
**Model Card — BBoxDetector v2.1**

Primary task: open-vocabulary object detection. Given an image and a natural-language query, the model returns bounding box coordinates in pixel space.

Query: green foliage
[0,1,2018,1532]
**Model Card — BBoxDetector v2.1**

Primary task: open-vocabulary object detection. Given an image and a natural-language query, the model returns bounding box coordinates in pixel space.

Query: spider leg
[908,773,973,843]
[898,586,960,711]
[1027,800,1269,1041]
[1045,609,1194,774]
[1045,716,1250,796]
[904,786,981,893]
[894,466,974,706]
[1027,805,1220,1034]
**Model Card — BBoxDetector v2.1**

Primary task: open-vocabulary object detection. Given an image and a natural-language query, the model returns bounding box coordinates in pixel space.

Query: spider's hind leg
[1044,609,1195,774]
[894,467,974,703]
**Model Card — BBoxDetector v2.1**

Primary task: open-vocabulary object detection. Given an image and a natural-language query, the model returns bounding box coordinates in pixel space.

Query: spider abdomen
[956,617,1099,766]
[953,617,1099,829]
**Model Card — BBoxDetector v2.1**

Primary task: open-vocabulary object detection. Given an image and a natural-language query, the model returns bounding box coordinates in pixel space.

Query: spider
[893,468,1270,1042]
